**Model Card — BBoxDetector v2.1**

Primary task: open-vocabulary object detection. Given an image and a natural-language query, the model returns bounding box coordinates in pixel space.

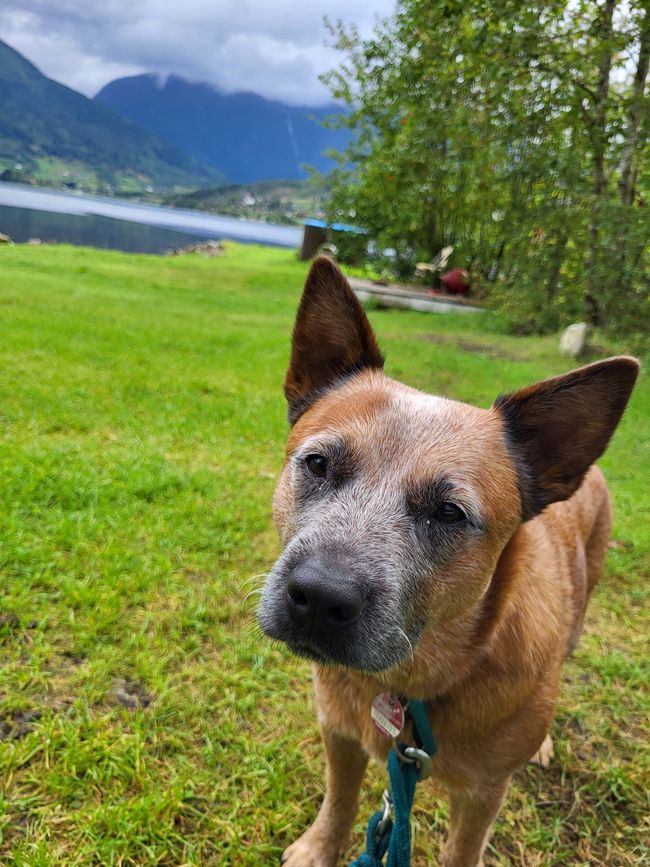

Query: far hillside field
[0,244,647,865]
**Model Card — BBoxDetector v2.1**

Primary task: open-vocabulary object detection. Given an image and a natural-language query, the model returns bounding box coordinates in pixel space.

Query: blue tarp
[304,218,368,235]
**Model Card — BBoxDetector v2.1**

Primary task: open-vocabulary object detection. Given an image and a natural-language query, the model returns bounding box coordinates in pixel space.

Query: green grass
[0,243,647,866]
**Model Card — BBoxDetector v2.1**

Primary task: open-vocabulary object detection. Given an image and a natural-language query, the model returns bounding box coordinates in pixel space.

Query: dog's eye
[305,454,328,478]
[433,502,466,524]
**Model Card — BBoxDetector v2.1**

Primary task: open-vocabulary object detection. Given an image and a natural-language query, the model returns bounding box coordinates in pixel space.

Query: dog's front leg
[282,728,368,867]
[439,779,509,867]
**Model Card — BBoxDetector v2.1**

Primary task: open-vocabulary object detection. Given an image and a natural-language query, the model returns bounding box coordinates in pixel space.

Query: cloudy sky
[1,0,395,105]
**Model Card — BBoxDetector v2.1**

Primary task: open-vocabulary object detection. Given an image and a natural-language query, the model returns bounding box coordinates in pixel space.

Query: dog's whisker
[243,587,265,604]
[240,616,265,641]
[396,626,415,664]
[240,572,270,589]
[395,626,416,691]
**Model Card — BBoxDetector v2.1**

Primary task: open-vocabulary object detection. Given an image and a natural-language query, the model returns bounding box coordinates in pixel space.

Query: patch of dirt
[0,708,42,741]
[110,678,155,710]
[0,612,20,630]
[61,649,87,665]
[456,339,525,362]
[414,333,528,362]
[0,806,30,850]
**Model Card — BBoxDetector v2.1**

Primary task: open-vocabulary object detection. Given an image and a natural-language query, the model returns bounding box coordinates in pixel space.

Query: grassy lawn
[0,243,647,866]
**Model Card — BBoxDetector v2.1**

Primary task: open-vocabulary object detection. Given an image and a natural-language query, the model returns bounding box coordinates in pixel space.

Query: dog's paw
[281,832,340,867]
[529,733,554,769]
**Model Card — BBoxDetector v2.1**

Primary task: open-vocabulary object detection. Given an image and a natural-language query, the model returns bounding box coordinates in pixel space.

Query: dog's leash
[350,697,436,867]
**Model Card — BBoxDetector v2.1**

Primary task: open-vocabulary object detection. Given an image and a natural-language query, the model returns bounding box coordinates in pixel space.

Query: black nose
[286,558,364,637]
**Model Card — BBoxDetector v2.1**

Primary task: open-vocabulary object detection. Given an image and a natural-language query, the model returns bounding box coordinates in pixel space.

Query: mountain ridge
[95,73,352,183]
[0,39,221,192]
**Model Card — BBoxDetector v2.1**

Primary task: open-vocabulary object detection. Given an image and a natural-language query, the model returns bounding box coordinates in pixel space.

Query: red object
[441,268,470,296]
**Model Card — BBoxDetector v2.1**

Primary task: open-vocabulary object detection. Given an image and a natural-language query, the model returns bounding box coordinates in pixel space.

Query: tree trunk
[585,0,617,327]
[619,4,650,206]
[545,232,568,303]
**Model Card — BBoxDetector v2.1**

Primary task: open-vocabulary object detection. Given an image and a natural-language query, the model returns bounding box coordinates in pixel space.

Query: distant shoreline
[0,182,302,253]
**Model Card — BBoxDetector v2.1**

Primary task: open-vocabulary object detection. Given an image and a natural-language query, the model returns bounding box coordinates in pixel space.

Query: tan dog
[259,258,639,867]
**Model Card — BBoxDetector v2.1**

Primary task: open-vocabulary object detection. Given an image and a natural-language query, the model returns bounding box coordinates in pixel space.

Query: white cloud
[0,0,395,105]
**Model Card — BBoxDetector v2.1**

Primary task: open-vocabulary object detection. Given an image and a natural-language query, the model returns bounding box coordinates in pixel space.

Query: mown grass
[0,243,647,866]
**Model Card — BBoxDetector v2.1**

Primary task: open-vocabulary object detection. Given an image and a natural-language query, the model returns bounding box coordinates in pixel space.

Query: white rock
[560,323,588,357]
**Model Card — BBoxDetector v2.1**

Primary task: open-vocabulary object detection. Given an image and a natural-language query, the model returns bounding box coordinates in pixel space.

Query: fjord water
[0,183,302,253]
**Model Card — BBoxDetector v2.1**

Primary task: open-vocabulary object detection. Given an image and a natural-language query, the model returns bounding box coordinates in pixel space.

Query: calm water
[0,183,302,253]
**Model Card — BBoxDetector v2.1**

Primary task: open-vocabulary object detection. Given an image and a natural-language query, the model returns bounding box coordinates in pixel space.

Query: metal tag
[371,693,405,738]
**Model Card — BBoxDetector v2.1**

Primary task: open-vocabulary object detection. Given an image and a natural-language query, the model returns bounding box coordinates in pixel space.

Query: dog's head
[258,258,638,673]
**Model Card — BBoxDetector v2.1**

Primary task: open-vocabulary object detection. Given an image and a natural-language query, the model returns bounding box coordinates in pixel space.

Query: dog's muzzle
[259,547,413,672]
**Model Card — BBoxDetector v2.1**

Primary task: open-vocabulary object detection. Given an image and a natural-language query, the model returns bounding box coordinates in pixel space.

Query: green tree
[323,1,650,340]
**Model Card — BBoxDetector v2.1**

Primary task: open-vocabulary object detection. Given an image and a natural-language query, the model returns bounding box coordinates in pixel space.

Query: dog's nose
[286,559,363,636]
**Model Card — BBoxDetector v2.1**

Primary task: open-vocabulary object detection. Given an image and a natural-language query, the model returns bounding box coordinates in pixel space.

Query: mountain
[95,74,352,183]
[0,39,221,192]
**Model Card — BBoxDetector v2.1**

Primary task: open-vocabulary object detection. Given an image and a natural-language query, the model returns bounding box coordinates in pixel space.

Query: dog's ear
[494,357,639,520]
[284,257,384,424]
